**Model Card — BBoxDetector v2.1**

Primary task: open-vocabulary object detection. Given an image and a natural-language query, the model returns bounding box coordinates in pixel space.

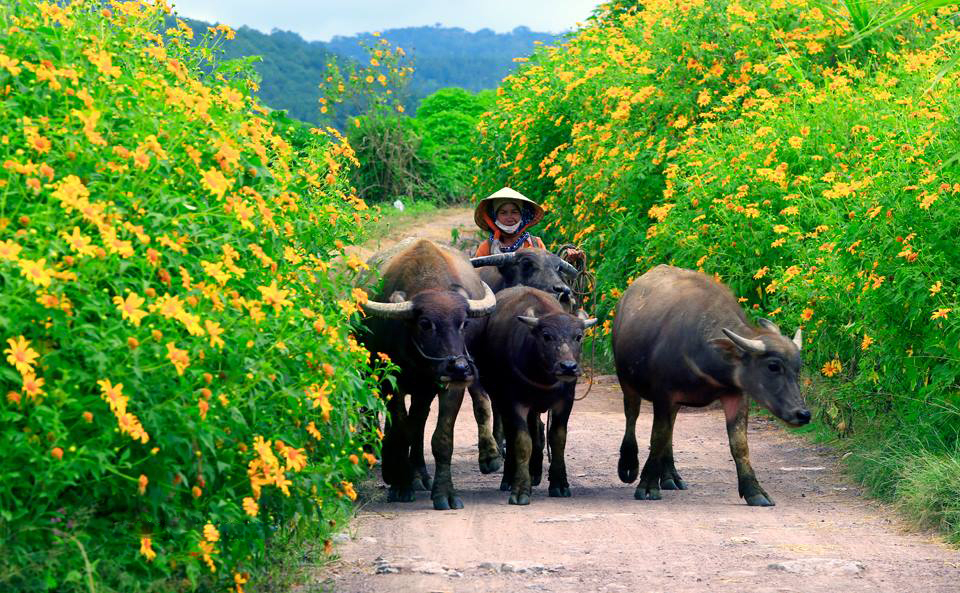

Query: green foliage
[0,2,388,591]
[346,115,440,203]
[475,0,960,539]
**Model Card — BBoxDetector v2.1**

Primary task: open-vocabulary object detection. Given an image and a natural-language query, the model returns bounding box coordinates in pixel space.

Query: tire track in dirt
[309,210,960,593]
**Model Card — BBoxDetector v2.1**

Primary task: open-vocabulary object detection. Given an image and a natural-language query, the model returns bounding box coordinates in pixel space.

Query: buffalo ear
[388,291,407,303]
[758,318,780,333]
[710,337,741,362]
[517,315,540,328]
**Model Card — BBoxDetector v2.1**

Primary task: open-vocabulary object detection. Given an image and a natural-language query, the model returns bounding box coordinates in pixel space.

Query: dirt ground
[309,209,960,593]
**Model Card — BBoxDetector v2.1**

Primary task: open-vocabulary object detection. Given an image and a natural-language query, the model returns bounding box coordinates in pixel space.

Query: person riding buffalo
[473,187,546,256]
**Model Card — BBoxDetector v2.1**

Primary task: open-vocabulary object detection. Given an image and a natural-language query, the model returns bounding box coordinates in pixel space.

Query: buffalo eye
[767,360,782,374]
[417,317,433,331]
[542,332,554,342]
[574,334,583,343]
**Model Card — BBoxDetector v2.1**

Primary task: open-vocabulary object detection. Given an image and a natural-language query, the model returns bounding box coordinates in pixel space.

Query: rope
[545,243,600,465]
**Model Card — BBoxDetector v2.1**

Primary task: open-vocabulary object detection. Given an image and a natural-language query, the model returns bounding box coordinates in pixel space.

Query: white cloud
[169,0,599,41]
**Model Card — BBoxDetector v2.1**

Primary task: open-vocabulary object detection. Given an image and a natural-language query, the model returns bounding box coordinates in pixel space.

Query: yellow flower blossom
[113,292,148,326]
[165,342,190,375]
[821,359,842,377]
[242,497,259,516]
[140,536,157,561]
[22,372,45,398]
[5,335,39,375]
[0,239,22,260]
[18,258,53,287]
[861,335,874,351]
[203,523,220,543]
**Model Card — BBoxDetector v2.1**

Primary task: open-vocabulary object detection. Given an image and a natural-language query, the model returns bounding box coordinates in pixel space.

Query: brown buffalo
[613,265,809,506]
[474,286,596,505]
[361,239,497,510]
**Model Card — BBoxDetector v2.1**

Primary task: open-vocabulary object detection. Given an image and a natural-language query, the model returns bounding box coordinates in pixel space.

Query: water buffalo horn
[558,259,578,277]
[363,296,416,319]
[582,318,598,328]
[470,253,516,268]
[757,318,780,333]
[517,315,540,328]
[792,328,803,350]
[466,282,497,317]
[721,328,767,354]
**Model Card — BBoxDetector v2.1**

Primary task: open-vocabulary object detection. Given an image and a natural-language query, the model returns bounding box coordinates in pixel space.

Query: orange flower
[821,359,842,377]
[203,523,220,543]
[201,168,232,198]
[362,452,377,467]
[5,335,39,375]
[51,447,63,460]
[340,480,357,501]
[165,342,190,375]
[861,335,874,351]
[801,308,814,321]
[192,486,203,498]
[0,239,22,260]
[140,536,157,561]
[931,308,952,320]
[138,474,149,495]
[257,280,292,312]
[97,379,127,415]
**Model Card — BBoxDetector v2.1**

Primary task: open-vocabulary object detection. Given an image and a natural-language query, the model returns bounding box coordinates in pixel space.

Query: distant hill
[179,19,562,124]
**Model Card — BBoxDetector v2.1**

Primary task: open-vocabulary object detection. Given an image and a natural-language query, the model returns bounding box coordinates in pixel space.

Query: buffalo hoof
[548,486,571,498]
[660,477,687,490]
[634,486,661,501]
[479,455,502,475]
[745,493,775,507]
[618,455,639,484]
[411,475,432,491]
[508,492,530,505]
[499,477,512,492]
[433,495,464,511]
[387,487,415,503]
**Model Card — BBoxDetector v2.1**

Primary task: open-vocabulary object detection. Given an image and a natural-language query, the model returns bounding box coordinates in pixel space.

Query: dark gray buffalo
[471,247,580,312]
[613,265,810,506]
[475,286,596,505]
[361,238,496,510]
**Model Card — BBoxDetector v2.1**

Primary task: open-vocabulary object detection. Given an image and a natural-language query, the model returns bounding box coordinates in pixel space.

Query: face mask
[496,220,521,233]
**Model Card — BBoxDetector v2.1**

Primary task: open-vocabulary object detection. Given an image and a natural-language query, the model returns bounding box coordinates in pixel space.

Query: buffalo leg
[493,409,506,457]
[635,399,681,500]
[618,383,643,483]
[528,413,545,487]
[547,392,574,497]
[507,402,533,505]
[722,394,774,506]
[407,394,433,491]
[430,386,465,510]
[468,383,503,474]
[382,391,415,502]
[499,407,516,492]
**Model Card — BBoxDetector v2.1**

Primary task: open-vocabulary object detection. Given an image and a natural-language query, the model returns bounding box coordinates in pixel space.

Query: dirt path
[314,210,960,593]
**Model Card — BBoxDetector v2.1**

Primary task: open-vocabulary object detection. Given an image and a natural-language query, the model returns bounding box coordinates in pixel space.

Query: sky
[168,0,601,41]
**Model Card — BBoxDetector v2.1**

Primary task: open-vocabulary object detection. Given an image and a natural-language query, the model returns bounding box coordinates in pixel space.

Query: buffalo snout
[441,356,474,384]
[792,408,812,426]
[554,360,581,380]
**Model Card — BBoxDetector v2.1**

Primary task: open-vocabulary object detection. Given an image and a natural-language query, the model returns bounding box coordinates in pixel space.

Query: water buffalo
[474,286,596,505]
[471,247,579,313]
[361,238,497,510]
[613,265,810,506]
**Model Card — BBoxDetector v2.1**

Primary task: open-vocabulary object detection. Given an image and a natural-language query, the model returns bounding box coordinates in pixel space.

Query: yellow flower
[18,258,53,287]
[113,292,148,326]
[203,523,220,543]
[257,280,292,312]
[242,496,259,517]
[165,342,190,376]
[930,281,942,296]
[306,421,323,441]
[753,266,769,279]
[362,452,377,467]
[340,481,357,501]
[21,372,45,398]
[0,239,22,260]
[821,359,842,377]
[138,474,149,495]
[200,168,232,198]
[861,335,874,351]
[139,536,157,561]
[97,378,127,415]
[801,308,814,321]
[5,335,39,375]
[204,320,225,349]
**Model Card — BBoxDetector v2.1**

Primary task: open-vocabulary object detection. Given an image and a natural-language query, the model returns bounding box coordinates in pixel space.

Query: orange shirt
[474,235,545,257]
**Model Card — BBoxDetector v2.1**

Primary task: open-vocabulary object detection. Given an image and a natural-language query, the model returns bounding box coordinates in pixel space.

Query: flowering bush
[0,1,387,590]
[475,0,960,537]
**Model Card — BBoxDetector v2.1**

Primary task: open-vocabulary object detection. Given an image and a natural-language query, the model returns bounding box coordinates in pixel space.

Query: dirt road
[314,209,960,592]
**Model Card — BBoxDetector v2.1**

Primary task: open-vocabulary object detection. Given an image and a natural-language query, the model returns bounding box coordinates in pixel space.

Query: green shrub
[0,1,387,591]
